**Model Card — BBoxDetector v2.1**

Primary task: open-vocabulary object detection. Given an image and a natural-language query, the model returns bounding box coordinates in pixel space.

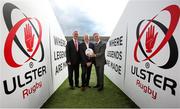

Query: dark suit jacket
[66,39,80,65]
[94,41,106,67]
[79,42,94,65]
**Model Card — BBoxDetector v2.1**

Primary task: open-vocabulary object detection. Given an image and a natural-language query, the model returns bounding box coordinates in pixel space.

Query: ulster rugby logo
[134,5,179,69]
[3,3,44,68]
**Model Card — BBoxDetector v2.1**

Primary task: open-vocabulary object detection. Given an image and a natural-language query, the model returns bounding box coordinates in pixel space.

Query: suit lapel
[71,40,75,49]
[95,41,102,53]
[84,43,87,49]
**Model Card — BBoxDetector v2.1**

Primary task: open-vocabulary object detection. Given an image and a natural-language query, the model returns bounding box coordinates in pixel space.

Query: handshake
[85,48,96,57]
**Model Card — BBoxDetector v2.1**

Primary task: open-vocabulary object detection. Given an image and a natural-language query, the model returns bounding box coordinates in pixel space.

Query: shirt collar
[96,40,101,44]
[85,41,89,45]
[73,38,77,42]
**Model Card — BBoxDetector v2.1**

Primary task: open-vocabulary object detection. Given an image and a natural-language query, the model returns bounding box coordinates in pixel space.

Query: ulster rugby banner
[0,0,67,107]
[105,0,180,107]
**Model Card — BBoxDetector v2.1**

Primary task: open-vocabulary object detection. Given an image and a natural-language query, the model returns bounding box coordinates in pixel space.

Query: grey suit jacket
[94,41,106,67]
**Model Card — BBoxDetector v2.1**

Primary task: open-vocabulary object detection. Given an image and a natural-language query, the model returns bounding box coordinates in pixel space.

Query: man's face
[84,35,89,43]
[73,31,79,40]
[94,33,100,42]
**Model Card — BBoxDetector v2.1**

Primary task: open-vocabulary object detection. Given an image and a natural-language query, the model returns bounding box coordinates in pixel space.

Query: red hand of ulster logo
[24,24,35,52]
[3,3,44,68]
[145,25,158,53]
[134,5,179,69]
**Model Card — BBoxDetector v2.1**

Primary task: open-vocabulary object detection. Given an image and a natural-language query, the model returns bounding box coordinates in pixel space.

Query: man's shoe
[75,85,81,88]
[81,87,85,91]
[93,85,99,88]
[86,85,91,88]
[70,86,75,90]
[98,87,104,91]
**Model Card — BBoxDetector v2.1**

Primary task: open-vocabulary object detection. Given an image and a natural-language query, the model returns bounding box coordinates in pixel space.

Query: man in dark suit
[91,33,106,91]
[79,34,94,91]
[66,31,80,89]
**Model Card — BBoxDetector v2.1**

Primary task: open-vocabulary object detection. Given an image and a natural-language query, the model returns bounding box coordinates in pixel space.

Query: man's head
[83,34,89,43]
[73,31,79,40]
[93,32,100,43]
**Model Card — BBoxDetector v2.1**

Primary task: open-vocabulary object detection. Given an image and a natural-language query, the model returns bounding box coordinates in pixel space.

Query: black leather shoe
[70,86,75,90]
[75,86,81,88]
[98,87,104,91]
[93,85,99,88]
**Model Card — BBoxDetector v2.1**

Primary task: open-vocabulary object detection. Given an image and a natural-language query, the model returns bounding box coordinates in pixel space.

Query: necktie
[75,40,78,51]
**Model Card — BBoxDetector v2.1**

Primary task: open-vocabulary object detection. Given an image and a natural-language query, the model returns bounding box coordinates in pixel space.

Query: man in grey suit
[91,33,106,91]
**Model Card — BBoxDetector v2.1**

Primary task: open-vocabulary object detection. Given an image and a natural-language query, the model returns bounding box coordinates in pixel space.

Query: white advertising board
[105,10,128,91]
[105,0,180,107]
[0,0,68,107]
[49,14,68,93]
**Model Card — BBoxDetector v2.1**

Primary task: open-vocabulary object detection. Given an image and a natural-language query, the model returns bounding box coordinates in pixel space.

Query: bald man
[79,34,94,91]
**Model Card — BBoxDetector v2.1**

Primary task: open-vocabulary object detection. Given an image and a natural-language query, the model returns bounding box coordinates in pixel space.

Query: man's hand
[86,62,92,67]
[86,53,91,57]
[90,52,96,57]
[24,24,34,52]
[67,62,71,65]
[145,25,158,53]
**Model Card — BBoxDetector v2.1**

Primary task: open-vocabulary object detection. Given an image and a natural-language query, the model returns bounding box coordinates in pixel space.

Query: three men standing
[66,31,106,91]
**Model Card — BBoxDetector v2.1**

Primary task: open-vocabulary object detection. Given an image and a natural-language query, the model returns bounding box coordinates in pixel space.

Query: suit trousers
[81,64,92,87]
[95,65,104,88]
[68,64,79,87]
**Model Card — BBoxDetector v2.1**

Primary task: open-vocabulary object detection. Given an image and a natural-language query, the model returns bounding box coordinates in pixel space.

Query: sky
[49,0,129,36]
